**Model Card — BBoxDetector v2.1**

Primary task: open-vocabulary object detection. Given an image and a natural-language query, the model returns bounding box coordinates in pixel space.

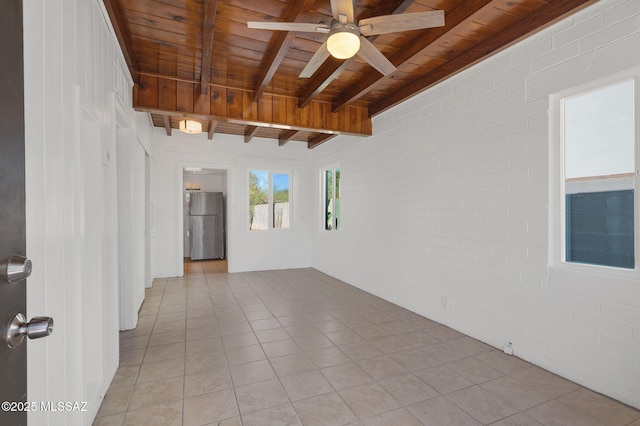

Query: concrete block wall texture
[311,0,640,409]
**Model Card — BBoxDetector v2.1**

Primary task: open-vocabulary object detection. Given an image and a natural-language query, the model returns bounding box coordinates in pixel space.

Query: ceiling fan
[247,0,445,78]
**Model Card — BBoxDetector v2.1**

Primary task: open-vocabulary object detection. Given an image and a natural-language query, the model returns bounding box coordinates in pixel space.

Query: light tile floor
[94,262,640,425]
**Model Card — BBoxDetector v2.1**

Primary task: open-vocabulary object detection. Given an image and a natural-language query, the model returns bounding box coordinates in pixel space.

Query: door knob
[1,254,32,284]
[6,313,54,348]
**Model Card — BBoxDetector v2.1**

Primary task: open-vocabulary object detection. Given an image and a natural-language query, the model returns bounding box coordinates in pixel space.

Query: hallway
[93,264,640,425]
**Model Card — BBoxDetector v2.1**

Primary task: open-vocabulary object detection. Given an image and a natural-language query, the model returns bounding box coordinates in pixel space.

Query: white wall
[312,0,640,409]
[152,130,313,275]
[23,0,153,423]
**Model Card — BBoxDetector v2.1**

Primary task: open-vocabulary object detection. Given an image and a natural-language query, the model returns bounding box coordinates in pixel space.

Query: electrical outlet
[441,296,450,310]
[503,342,513,355]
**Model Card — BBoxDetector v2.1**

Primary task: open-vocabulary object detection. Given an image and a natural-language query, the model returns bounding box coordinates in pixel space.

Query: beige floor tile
[339,341,384,361]
[307,346,352,368]
[446,355,506,384]
[120,335,151,352]
[241,403,302,426]
[325,329,364,345]
[473,350,531,374]
[250,318,282,331]
[378,320,415,335]
[219,321,252,336]
[489,413,545,426]
[225,344,266,366]
[129,376,183,411]
[152,320,185,334]
[525,399,603,426]
[447,385,518,424]
[338,382,400,419]
[109,365,140,389]
[315,319,349,333]
[96,385,133,417]
[356,355,408,381]
[369,335,414,354]
[184,367,232,398]
[235,378,290,414]
[407,396,481,426]
[255,327,290,343]
[123,400,182,426]
[293,392,358,426]
[243,310,274,320]
[427,325,465,341]
[97,267,640,426]
[92,412,125,426]
[119,349,146,367]
[262,339,303,358]
[414,364,474,394]
[294,334,335,351]
[321,362,374,390]
[183,388,238,426]
[510,367,580,398]
[280,370,334,401]
[396,330,440,347]
[481,375,550,410]
[185,336,224,357]
[353,325,391,341]
[229,359,276,386]
[378,373,438,405]
[557,387,640,426]
[137,357,185,383]
[148,330,186,347]
[143,342,185,363]
[360,408,423,426]
[185,350,227,375]
[390,349,439,371]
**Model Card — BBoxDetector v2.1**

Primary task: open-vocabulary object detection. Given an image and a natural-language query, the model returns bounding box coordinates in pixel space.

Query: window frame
[248,169,292,232]
[550,72,640,277]
[321,166,340,232]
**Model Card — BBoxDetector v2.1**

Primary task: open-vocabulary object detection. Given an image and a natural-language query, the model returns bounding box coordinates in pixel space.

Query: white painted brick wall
[312,0,640,409]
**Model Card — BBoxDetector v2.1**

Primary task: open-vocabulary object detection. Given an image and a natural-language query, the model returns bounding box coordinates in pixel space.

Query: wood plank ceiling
[104,0,597,148]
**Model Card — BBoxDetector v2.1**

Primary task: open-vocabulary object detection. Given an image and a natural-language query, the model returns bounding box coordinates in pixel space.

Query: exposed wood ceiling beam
[133,74,372,136]
[278,130,300,146]
[252,0,316,102]
[102,0,139,83]
[331,0,494,112]
[200,0,218,94]
[298,0,416,108]
[308,134,336,149]
[369,0,599,116]
[208,120,217,140]
[244,126,259,143]
[162,115,171,136]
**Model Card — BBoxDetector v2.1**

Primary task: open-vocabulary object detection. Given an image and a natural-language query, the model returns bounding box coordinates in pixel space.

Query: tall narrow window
[323,167,340,231]
[249,170,291,231]
[563,80,636,269]
[273,173,290,229]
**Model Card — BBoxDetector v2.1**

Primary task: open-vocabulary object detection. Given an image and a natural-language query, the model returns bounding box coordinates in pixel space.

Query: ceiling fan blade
[247,22,329,33]
[330,0,354,23]
[359,10,445,36]
[299,41,331,78]
[356,36,396,76]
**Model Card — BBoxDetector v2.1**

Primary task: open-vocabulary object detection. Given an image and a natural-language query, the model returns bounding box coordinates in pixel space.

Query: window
[249,170,290,231]
[560,79,637,269]
[323,167,340,230]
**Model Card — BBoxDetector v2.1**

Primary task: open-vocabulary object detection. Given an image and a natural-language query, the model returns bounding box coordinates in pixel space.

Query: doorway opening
[183,167,228,273]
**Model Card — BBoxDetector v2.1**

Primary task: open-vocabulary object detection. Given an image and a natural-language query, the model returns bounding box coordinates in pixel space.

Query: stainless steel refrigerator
[189,192,224,260]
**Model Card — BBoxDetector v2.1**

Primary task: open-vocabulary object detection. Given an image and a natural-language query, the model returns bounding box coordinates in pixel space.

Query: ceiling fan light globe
[179,119,202,134]
[327,30,360,59]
